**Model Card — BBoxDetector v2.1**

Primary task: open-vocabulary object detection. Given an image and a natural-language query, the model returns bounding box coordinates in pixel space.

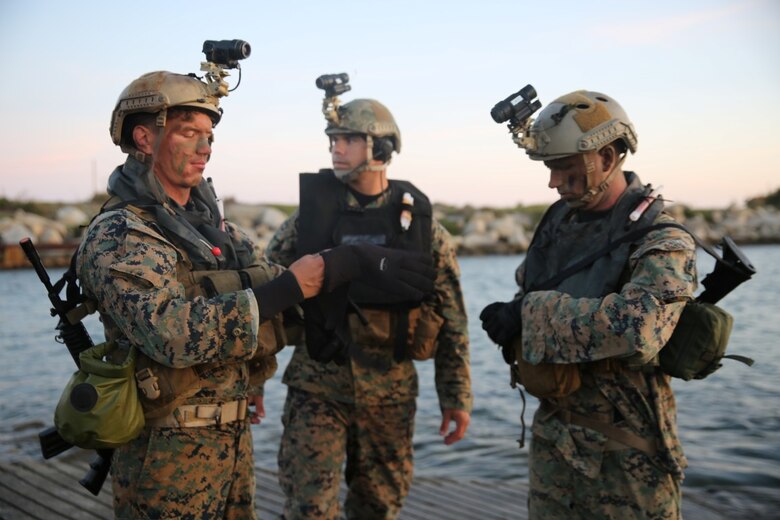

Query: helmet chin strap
[570,151,626,209]
[333,160,368,182]
[333,135,386,183]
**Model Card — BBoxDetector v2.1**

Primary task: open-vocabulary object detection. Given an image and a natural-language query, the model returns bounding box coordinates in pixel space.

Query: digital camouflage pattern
[511,181,698,518]
[529,437,681,520]
[266,185,472,518]
[111,421,255,519]
[278,388,416,519]
[77,203,283,518]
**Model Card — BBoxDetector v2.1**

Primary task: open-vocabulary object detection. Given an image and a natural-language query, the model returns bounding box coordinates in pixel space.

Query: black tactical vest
[297,170,432,306]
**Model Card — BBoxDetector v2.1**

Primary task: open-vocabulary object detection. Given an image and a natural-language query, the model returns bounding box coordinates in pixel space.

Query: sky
[1,0,778,209]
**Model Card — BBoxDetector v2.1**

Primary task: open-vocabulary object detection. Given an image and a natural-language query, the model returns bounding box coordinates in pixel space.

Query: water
[1,246,779,489]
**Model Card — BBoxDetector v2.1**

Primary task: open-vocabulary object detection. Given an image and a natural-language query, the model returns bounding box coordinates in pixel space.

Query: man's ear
[132,125,155,155]
[599,144,617,173]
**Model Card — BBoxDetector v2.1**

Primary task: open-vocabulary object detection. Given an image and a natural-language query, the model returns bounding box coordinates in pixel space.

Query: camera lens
[202,39,251,65]
[316,75,334,89]
[490,100,514,123]
[233,40,251,60]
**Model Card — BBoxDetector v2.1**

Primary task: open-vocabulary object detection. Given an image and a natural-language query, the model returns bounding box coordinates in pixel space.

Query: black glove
[321,244,436,300]
[251,270,305,320]
[480,299,523,358]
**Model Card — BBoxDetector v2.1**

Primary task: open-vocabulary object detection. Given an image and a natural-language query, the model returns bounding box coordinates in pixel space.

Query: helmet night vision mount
[316,73,351,126]
[490,84,542,152]
[200,39,251,98]
[110,39,251,152]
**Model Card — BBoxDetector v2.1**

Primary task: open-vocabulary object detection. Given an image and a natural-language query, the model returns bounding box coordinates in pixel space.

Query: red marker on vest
[211,246,222,257]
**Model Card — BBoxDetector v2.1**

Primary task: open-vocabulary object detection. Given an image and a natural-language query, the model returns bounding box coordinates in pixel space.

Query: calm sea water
[1,246,778,489]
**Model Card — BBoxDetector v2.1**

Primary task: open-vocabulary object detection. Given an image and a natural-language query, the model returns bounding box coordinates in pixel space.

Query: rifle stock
[20,238,112,496]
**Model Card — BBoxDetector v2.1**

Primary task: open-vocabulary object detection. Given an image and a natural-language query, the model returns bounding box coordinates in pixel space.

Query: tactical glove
[480,299,523,362]
[320,244,436,300]
[251,270,305,320]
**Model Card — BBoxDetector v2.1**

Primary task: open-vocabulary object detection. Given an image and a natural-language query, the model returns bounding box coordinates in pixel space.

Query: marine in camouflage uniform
[78,69,326,519]
[481,90,697,519]
[266,94,472,519]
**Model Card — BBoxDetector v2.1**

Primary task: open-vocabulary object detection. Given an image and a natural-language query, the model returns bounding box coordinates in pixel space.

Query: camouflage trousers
[528,436,681,520]
[111,420,256,519]
[278,388,416,520]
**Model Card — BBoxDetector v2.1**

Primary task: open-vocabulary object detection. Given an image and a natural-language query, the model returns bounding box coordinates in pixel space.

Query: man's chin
[333,167,361,183]
[560,194,586,209]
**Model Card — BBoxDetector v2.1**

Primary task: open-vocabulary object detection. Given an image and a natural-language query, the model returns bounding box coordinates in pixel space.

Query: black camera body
[202,39,251,68]
[491,84,541,125]
[316,73,351,98]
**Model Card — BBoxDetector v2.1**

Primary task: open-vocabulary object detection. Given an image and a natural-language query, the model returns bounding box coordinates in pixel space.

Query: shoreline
[3,200,780,269]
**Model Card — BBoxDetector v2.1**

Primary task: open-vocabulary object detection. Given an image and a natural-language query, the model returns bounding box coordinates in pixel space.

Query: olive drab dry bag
[659,300,751,380]
[54,341,145,449]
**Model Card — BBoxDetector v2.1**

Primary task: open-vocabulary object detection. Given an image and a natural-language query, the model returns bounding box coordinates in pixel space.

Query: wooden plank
[418,478,524,509]
[16,459,114,517]
[3,456,779,520]
[0,467,103,520]
[406,478,509,520]
[253,467,285,517]
[406,480,489,519]
[0,485,39,520]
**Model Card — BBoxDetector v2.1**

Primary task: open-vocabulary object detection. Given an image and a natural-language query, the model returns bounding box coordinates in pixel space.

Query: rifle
[697,236,756,304]
[20,237,112,496]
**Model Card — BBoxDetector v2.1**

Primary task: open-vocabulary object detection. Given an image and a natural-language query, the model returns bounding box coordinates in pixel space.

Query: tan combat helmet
[526,90,637,161]
[110,71,222,154]
[326,98,402,159]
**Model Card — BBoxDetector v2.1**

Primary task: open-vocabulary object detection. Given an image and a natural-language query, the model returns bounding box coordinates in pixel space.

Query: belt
[146,398,248,428]
[539,402,657,457]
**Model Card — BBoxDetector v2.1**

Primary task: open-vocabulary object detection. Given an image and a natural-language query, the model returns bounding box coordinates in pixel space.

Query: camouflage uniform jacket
[516,173,697,479]
[77,195,284,406]
[266,186,472,411]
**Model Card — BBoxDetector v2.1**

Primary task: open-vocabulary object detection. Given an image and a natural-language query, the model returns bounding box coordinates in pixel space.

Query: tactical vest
[298,170,433,306]
[108,202,286,419]
[297,170,441,360]
[514,174,663,399]
[523,174,662,298]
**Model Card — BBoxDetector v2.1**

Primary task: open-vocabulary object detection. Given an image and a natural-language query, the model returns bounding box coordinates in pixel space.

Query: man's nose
[548,170,562,189]
[196,137,212,154]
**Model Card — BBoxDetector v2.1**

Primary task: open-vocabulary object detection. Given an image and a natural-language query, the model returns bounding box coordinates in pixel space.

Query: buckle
[135,368,161,400]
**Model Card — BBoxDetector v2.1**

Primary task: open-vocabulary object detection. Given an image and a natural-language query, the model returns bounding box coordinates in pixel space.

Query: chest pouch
[54,341,145,449]
[346,303,444,362]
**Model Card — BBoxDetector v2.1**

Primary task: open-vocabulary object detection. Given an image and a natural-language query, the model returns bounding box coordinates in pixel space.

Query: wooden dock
[1,450,777,519]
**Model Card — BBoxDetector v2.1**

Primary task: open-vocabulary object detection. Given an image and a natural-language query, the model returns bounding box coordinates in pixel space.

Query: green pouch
[660,301,748,380]
[54,341,145,448]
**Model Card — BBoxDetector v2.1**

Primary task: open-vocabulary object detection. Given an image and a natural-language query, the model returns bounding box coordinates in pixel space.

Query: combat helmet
[526,90,637,161]
[110,71,222,154]
[326,98,402,162]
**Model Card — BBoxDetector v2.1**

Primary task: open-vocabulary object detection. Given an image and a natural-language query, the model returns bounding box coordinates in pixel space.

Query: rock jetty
[2,200,780,268]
